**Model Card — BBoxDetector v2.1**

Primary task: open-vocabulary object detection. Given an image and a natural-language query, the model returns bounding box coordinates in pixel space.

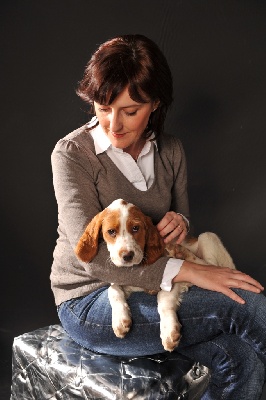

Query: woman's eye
[125,110,137,116]
[132,226,139,233]
[107,229,116,237]
[99,108,109,113]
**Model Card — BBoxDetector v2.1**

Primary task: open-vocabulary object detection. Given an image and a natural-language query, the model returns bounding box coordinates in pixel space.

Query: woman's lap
[58,285,266,362]
[58,286,164,356]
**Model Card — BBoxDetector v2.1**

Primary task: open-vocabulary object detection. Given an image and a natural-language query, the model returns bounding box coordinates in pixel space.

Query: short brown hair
[77,34,173,138]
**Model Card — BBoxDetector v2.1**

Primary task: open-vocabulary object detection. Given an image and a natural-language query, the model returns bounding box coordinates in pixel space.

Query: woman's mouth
[111,132,126,138]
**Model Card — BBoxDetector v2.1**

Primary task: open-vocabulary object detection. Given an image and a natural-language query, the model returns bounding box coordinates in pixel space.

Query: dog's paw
[112,305,132,338]
[112,317,132,338]
[160,322,182,352]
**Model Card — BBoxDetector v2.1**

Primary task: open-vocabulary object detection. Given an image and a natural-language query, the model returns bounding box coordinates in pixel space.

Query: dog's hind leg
[197,232,236,269]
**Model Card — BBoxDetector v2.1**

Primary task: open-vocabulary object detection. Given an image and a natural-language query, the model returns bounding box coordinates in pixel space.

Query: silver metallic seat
[11,324,210,399]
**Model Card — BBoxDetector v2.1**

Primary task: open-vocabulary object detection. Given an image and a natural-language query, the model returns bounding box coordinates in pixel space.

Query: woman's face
[94,87,158,157]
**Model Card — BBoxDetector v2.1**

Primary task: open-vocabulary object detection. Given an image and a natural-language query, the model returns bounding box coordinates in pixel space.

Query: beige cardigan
[50,124,189,306]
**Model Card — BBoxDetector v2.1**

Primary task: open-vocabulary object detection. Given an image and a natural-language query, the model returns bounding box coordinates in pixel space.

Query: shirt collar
[90,123,111,154]
[88,117,157,155]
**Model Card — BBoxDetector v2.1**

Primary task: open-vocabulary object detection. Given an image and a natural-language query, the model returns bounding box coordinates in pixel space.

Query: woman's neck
[124,137,146,161]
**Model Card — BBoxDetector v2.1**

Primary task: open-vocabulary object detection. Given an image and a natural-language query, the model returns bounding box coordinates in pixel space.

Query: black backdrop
[1,1,266,397]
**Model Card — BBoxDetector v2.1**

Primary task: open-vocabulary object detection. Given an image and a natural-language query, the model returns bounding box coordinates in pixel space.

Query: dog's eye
[107,229,116,237]
[132,226,139,233]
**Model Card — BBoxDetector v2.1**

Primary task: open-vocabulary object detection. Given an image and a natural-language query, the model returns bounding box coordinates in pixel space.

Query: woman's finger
[163,225,187,244]
[157,213,186,240]
[227,270,264,291]
[156,212,175,232]
[220,287,246,304]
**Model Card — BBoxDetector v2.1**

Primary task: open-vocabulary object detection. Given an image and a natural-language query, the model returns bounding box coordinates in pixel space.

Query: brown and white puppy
[75,199,235,352]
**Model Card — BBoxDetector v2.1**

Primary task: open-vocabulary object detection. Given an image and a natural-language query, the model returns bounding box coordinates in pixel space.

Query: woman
[51,34,266,399]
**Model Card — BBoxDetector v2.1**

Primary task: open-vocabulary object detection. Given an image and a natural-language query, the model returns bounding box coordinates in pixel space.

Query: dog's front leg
[108,284,132,338]
[157,283,188,352]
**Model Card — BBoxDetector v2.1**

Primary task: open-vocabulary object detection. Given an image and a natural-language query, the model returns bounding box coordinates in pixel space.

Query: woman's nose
[109,111,122,132]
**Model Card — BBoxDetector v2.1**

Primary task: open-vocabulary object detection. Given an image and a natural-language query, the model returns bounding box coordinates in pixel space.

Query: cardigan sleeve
[52,138,103,248]
[170,137,190,220]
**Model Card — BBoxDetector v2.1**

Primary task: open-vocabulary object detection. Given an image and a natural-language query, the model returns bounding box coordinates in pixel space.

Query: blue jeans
[58,286,266,399]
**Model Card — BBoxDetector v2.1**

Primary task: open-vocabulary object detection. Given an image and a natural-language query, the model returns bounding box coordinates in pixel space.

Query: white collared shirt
[89,119,183,291]
[90,122,156,191]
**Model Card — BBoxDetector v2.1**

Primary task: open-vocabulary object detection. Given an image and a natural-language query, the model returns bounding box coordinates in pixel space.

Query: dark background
[1,1,266,398]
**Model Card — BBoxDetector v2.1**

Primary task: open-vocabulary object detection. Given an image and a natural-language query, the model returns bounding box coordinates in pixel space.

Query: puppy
[75,199,235,352]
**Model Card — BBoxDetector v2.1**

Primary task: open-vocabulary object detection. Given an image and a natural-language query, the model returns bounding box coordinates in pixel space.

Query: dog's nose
[123,251,134,262]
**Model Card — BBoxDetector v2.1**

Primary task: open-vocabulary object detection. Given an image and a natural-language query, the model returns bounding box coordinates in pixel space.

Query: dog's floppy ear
[75,209,107,262]
[143,216,164,265]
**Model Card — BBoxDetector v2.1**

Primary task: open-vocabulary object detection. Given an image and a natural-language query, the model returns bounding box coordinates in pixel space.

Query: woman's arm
[156,138,264,302]
[157,137,190,244]
[51,138,104,248]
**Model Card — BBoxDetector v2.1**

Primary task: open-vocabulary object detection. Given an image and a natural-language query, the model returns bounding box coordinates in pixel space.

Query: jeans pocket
[57,297,83,322]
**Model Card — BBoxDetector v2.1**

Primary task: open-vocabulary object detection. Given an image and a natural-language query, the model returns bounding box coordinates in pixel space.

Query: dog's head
[75,199,164,267]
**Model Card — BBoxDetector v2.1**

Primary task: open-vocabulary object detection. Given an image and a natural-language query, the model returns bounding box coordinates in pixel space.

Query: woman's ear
[75,209,106,262]
[143,215,164,265]
[152,100,160,112]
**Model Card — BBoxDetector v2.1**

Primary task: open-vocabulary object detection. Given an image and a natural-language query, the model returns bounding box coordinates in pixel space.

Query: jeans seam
[213,342,236,400]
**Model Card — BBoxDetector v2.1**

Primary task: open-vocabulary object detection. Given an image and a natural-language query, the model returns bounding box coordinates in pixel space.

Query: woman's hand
[157,212,188,244]
[174,262,264,304]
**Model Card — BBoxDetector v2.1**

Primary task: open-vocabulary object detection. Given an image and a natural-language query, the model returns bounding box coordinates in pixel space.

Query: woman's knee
[181,334,265,400]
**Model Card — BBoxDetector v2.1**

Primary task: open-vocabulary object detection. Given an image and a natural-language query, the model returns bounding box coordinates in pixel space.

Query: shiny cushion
[11,324,209,399]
